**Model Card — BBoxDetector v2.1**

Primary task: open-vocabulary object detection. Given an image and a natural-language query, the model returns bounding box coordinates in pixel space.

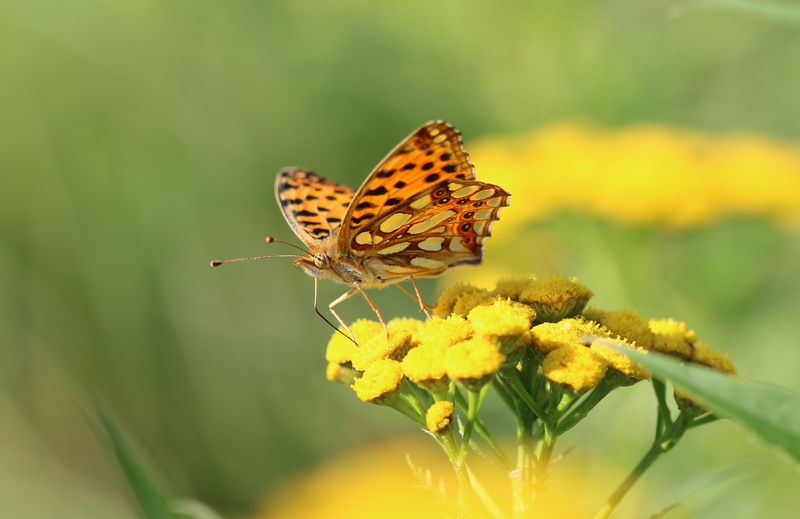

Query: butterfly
[214,121,510,342]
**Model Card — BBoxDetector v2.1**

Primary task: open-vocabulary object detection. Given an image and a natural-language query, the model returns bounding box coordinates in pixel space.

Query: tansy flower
[445,337,506,391]
[490,276,538,300]
[542,344,608,392]
[433,283,491,318]
[528,317,610,355]
[326,319,384,365]
[674,387,710,415]
[649,318,695,359]
[401,344,450,394]
[350,330,413,372]
[351,359,404,405]
[326,362,361,386]
[426,401,455,434]
[691,340,736,374]
[590,309,654,349]
[387,317,425,335]
[413,315,474,348]
[468,298,534,354]
[590,338,651,386]
[518,275,593,323]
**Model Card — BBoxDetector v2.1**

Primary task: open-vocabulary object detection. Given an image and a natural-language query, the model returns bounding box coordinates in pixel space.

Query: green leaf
[93,410,179,519]
[599,341,800,462]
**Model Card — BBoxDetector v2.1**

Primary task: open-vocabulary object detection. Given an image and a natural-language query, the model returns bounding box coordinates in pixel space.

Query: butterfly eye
[313,254,327,269]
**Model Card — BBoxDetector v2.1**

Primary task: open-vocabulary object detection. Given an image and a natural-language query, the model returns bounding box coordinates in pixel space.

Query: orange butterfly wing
[275,168,355,246]
[339,121,510,280]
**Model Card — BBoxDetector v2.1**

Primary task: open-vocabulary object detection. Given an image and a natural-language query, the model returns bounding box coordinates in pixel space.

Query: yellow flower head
[592,309,654,349]
[468,298,535,354]
[425,401,455,434]
[413,315,474,348]
[542,344,608,392]
[691,340,736,375]
[351,329,413,372]
[529,317,610,355]
[351,359,404,405]
[445,337,507,391]
[326,362,361,386]
[674,386,709,415]
[518,275,593,322]
[387,317,425,335]
[490,276,538,300]
[590,338,651,385]
[649,318,696,359]
[326,319,383,365]
[401,343,450,394]
[432,283,491,318]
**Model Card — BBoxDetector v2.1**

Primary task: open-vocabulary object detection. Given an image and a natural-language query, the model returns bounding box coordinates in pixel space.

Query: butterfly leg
[327,285,359,343]
[313,278,358,343]
[352,283,389,337]
[396,277,433,318]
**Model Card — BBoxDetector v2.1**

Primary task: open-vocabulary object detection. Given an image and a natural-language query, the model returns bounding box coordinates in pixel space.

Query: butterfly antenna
[210,254,298,267]
[264,236,311,254]
[210,236,309,267]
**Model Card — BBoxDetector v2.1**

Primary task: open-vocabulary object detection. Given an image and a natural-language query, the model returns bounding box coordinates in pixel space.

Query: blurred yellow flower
[253,437,628,519]
[469,121,800,233]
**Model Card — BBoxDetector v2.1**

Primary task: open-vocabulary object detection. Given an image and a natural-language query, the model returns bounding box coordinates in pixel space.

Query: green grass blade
[600,341,800,462]
[94,410,179,519]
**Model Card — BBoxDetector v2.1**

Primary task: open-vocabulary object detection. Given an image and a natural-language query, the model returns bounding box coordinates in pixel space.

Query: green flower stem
[593,411,691,519]
[400,379,428,418]
[510,421,531,519]
[457,384,490,463]
[532,421,556,493]
[652,378,672,432]
[492,376,519,414]
[436,428,478,518]
[467,465,509,519]
[687,413,718,428]
[388,400,426,427]
[556,392,576,414]
[455,386,513,470]
[555,382,612,436]
[500,367,547,422]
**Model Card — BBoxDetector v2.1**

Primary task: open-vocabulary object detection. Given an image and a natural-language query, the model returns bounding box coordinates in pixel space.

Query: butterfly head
[293,251,331,278]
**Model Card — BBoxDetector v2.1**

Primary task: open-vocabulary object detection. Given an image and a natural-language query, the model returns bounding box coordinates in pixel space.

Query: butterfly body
[274,121,510,338]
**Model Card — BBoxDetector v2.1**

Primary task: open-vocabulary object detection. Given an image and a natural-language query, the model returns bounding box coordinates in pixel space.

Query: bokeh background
[2,1,800,518]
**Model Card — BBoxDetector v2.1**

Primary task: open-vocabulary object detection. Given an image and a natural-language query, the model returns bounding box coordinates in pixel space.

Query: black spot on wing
[351,214,375,224]
[365,186,388,196]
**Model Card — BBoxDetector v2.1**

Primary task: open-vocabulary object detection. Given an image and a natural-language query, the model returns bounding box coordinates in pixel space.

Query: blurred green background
[2,1,800,518]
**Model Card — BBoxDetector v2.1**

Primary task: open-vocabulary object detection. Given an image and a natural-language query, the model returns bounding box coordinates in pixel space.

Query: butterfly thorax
[293,239,386,288]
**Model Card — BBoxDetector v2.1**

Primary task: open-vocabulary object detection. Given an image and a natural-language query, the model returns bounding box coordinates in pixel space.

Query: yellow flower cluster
[327,276,735,400]
[468,121,800,233]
